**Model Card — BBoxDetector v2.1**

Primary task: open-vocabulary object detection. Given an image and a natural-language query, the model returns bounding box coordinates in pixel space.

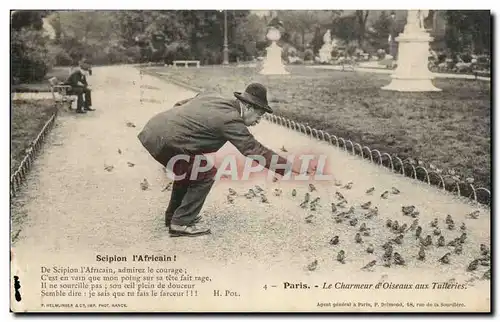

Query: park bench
[172,60,200,68]
[48,77,75,109]
[340,58,358,72]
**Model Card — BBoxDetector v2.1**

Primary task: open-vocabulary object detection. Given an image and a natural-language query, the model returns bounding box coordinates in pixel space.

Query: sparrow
[365,207,378,219]
[227,195,234,204]
[304,193,310,203]
[305,215,314,223]
[382,242,393,251]
[347,206,355,214]
[437,236,445,247]
[307,259,318,271]
[430,218,438,227]
[355,233,363,243]
[415,226,422,238]
[127,161,135,167]
[467,210,480,219]
[460,222,467,231]
[310,203,317,211]
[260,195,269,203]
[308,183,316,192]
[467,259,479,272]
[381,191,389,199]
[118,148,122,154]
[359,223,367,232]
[162,182,173,192]
[482,269,491,280]
[438,253,451,264]
[104,164,114,172]
[393,252,405,265]
[329,236,339,245]
[391,234,404,245]
[398,224,408,234]
[272,176,278,182]
[291,189,297,197]
[480,244,490,256]
[433,228,441,236]
[410,211,420,218]
[337,250,345,264]
[273,188,282,196]
[334,216,343,224]
[362,229,371,237]
[244,189,257,199]
[140,178,149,190]
[392,220,399,231]
[125,121,136,128]
[335,191,345,200]
[336,199,348,208]
[280,145,288,152]
[418,246,426,260]
[383,257,392,267]
[386,219,393,228]
[228,188,237,196]
[334,179,343,186]
[423,235,433,246]
[349,218,358,227]
[402,205,415,215]
[361,260,377,270]
[479,258,490,266]
[447,238,460,247]
[407,219,419,232]
[366,244,374,254]
[445,214,453,225]
[311,197,320,205]
[366,187,375,194]
[331,203,337,213]
[454,244,463,255]
[361,201,372,209]
[459,232,467,244]
[447,222,455,230]
[342,182,353,189]
[255,185,264,193]
[391,187,400,195]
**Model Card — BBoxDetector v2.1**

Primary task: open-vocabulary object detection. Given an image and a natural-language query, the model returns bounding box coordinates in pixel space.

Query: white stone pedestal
[382,32,441,92]
[260,42,289,75]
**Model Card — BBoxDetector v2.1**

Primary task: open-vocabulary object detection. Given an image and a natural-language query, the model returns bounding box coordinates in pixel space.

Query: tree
[332,14,358,45]
[444,10,491,54]
[354,10,370,48]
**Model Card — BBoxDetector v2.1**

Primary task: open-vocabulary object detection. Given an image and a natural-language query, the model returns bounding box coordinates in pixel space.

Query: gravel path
[11,65,490,312]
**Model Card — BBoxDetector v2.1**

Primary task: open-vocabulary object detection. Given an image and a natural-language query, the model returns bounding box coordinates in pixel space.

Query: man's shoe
[169,224,211,237]
[165,214,202,227]
[76,109,87,114]
[84,107,95,111]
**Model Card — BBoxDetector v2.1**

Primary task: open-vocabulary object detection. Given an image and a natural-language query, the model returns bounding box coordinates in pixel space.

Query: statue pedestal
[260,42,289,75]
[382,31,441,92]
[318,44,333,63]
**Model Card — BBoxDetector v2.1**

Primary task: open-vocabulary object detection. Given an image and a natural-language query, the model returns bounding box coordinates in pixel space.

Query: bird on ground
[402,205,415,215]
[334,179,343,186]
[227,195,234,204]
[350,218,358,227]
[337,250,345,264]
[408,219,419,231]
[260,195,269,203]
[140,178,149,190]
[355,233,363,243]
[255,185,264,193]
[310,203,317,211]
[361,260,377,270]
[127,161,135,167]
[480,244,490,256]
[418,246,426,260]
[366,244,374,254]
[445,214,453,225]
[391,234,404,245]
[410,211,420,218]
[365,207,378,219]
[329,236,339,245]
[431,218,438,227]
[335,191,345,200]
[291,189,297,197]
[336,199,348,208]
[118,148,122,154]
[467,259,479,272]
[366,187,375,195]
[460,223,467,231]
[439,253,451,264]
[467,210,480,219]
[304,193,310,203]
[359,223,367,232]
[273,189,282,196]
[447,222,455,230]
[307,260,318,271]
[447,238,460,247]
[391,187,400,195]
[126,121,136,128]
[393,253,405,265]
[386,219,393,228]
[309,183,316,192]
[342,182,353,189]
[381,191,389,199]
[482,269,491,280]
[334,216,343,224]
[454,244,463,255]
[392,220,399,231]
[361,201,371,209]
[331,203,337,213]
[459,232,467,244]
[433,228,441,236]
[280,145,288,152]
[104,164,114,172]
[305,215,314,223]
[228,188,237,196]
[437,236,445,247]
[415,226,422,238]
[398,224,408,234]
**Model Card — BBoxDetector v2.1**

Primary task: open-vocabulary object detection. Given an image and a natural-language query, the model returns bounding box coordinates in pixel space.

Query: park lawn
[11,67,70,93]
[143,65,491,190]
[11,99,57,174]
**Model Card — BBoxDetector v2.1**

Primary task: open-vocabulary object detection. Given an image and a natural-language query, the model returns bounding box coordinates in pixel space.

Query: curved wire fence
[10,109,58,198]
[263,113,491,207]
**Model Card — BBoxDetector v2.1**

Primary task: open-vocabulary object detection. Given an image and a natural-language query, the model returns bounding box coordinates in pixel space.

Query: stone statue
[418,10,429,30]
[404,10,429,34]
[323,29,332,45]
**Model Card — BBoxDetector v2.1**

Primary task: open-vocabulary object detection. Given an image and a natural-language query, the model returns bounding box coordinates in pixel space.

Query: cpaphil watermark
[165,153,333,182]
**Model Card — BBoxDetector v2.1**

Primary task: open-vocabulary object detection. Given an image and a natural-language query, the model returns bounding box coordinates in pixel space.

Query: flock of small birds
[224,179,490,280]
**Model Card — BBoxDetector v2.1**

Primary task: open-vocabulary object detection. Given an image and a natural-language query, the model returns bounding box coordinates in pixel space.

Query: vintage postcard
[10,8,491,313]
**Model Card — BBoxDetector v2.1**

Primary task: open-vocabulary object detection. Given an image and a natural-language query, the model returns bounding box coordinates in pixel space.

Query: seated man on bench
[64,59,95,113]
